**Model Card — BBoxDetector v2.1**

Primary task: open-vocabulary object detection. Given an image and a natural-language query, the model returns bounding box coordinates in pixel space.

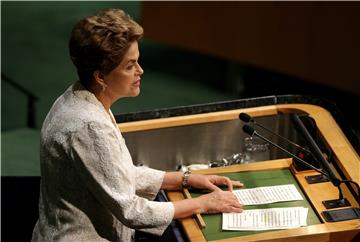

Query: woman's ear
[93,71,108,92]
[93,71,105,86]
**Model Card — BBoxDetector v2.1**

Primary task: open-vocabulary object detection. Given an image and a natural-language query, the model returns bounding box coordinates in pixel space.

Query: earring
[101,83,108,92]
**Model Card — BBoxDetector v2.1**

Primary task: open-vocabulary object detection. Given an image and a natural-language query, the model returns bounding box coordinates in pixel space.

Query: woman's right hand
[198,190,242,214]
[173,189,242,219]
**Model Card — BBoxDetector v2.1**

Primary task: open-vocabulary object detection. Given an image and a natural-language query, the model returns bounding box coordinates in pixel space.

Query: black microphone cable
[341,180,360,206]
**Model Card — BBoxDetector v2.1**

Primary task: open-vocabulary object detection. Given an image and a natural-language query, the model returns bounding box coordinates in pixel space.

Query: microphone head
[239,112,252,123]
[242,124,255,136]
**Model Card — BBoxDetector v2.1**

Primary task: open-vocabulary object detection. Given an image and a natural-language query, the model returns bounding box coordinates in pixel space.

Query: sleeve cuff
[135,166,166,200]
[137,201,175,236]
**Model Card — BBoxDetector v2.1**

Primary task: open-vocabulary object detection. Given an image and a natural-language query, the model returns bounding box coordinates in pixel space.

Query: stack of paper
[223,207,308,231]
[222,184,308,231]
[233,184,303,205]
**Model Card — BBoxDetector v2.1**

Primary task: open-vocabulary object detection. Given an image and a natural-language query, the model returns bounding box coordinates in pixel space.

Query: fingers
[224,177,233,191]
[224,191,242,208]
[191,174,244,192]
[207,182,222,192]
[214,176,243,191]
[221,195,243,213]
[232,180,244,188]
[224,206,243,213]
[212,176,233,191]
[204,190,243,214]
[223,195,242,213]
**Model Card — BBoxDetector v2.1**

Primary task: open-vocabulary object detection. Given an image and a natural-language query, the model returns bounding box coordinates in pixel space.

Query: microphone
[239,112,252,123]
[242,125,327,176]
[239,112,312,155]
[242,124,355,209]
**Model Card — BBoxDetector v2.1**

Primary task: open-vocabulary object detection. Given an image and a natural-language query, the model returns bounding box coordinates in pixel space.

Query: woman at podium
[31,8,243,242]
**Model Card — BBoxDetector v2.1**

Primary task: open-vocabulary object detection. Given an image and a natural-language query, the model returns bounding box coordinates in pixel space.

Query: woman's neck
[85,83,113,112]
[95,92,112,112]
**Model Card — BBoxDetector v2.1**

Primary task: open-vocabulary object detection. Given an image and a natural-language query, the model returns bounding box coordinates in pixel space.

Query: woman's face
[103,41,144,100]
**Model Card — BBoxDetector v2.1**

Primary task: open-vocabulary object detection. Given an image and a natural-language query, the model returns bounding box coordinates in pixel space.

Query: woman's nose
[136,63,144,75]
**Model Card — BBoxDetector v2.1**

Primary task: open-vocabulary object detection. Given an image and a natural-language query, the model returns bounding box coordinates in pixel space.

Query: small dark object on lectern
[292,151,319,171]
[305,174,330,184]
[322,207,360,222]
[323,198,351,209]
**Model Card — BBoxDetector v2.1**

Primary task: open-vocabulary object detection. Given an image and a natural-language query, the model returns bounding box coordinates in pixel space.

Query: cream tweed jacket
[32,82,174,242]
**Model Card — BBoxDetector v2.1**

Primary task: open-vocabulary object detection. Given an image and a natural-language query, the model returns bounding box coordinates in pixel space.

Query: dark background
[1,2,359,241]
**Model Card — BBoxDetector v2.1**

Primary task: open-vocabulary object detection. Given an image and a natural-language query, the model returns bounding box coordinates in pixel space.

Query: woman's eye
[126,65,134,70]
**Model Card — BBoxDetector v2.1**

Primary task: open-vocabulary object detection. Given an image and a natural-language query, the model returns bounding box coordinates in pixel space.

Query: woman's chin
[131,89,140,97]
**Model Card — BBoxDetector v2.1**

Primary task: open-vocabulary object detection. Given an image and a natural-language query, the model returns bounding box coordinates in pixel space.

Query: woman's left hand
[188,174,243,192]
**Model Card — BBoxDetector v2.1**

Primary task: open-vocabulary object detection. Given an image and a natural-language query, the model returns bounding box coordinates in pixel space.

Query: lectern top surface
[189,169,321,241]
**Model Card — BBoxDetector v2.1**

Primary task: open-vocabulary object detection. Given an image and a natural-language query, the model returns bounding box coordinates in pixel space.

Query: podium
[167,159,358,242]
[117,97,360,242]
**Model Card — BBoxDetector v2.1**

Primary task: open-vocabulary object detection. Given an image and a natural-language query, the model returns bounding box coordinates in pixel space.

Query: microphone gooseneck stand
[242,124,360,208]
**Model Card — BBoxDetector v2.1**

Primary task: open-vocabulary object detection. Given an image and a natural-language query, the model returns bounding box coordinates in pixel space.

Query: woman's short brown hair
[69,9,143,87]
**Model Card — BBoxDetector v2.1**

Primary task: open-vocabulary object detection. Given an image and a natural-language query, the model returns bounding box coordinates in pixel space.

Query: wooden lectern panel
[119,103,360,241]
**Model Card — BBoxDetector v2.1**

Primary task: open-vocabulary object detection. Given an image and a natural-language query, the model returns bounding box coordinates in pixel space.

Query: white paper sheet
[223,207,308,231]
[233,184,303,205]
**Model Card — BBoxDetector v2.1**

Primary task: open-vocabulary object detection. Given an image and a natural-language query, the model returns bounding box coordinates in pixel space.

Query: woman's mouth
[133,79,141,87]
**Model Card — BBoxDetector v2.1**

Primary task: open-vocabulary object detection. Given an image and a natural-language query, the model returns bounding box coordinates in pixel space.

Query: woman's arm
[161,171,243,191]
[70,121,174,235]
[161,171,183,190]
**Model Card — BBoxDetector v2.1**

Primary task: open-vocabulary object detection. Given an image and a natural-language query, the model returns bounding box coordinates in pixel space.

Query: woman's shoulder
[41,86,112,139]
